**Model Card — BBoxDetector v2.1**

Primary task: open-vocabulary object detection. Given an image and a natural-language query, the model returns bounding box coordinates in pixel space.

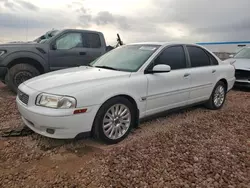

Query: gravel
[0,82,249,188]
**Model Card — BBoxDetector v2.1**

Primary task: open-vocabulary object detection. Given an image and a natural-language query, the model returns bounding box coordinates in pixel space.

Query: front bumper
[0,66,7,81]
[235,80,250,88]
[16,84,100,139]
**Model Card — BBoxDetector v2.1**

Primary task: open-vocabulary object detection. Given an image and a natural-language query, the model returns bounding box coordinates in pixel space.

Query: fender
[2,51,49,72]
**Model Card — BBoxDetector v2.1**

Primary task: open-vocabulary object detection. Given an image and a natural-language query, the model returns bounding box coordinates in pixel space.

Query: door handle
[212,69,216,73]
[79,52,86,55]
[184,73,190,77]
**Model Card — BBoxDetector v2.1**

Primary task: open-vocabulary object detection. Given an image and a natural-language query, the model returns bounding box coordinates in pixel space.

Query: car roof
[127,42,201,47]
[63,29,103,34]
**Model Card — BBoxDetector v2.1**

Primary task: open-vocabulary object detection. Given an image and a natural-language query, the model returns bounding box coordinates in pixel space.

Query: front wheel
[7,64,40,93]
[93,97,136,144]
[205,81,226,110]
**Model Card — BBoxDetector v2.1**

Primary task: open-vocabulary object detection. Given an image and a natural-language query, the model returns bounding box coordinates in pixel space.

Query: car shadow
[232,86,250,92]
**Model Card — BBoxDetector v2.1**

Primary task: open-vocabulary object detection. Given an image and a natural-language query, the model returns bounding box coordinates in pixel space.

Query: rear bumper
[0,66,7,81]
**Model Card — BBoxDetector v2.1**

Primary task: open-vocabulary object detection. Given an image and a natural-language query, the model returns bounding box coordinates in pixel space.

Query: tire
[93,97,136,144]
[205,81,226,110]
[4,72,8,85]
[7,64,40,93]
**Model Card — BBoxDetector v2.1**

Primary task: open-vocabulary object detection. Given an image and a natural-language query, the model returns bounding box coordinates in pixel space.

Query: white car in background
[16,42,235,144]
[228,47,250,88]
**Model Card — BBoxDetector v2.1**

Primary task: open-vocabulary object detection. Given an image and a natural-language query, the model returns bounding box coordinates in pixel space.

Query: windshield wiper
[94,65,120,71]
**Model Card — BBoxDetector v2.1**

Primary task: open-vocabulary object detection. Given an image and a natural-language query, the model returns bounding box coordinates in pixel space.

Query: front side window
[56,33,83,50]
[90,45,160,72]
[234,48,250,59]
[154,46,186,70]
[187,46,211,67]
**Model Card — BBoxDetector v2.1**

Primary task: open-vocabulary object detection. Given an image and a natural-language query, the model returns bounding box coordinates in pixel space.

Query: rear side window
[83,33,101,48]
[208,53,219,65]
[154,46,186,70]
[187,46,211,67]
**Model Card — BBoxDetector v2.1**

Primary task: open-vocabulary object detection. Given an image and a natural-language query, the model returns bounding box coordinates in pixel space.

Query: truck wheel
[4,72,9,84]
[7,64,40,93]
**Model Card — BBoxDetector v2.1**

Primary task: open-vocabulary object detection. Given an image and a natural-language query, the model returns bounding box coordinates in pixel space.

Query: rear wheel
[7,64,40,93]
[93,97,136,144]
[205,81,226,110]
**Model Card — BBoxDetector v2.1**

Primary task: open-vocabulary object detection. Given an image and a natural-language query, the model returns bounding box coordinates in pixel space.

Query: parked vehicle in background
[16,42,235,144]
[0,29,122,93]
[197,41,250,60]
[226,47,250,88]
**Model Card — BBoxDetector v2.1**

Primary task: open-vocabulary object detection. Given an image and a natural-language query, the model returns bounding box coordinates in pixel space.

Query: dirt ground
[0,82,249,188]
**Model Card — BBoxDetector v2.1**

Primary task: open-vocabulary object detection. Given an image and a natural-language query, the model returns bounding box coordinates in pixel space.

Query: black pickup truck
[0,29,118,92]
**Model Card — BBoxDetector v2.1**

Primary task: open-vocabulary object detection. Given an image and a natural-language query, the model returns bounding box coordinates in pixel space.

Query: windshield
[34,30,61,43]
[234,48,250,59]
[90,44,160,72]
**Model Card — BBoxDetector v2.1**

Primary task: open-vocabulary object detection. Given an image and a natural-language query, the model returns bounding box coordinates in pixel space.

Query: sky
[0,0,250,45]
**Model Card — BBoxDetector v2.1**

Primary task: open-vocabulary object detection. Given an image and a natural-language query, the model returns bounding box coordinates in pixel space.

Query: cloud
[1,0,250,44]
[151,0,250,41]
[15,0,39,11]
[93,11,129,30]
[4,1,15,9]
[0,12,67,29]
[0,0,39,11]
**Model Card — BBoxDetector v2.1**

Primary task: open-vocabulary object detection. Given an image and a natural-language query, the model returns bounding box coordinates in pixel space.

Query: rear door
[81,32,106,65]
[185,45,219,104]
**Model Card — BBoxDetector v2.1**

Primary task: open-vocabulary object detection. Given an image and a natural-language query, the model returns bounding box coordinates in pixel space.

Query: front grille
[18,90,29,105]
[235,70,250,80]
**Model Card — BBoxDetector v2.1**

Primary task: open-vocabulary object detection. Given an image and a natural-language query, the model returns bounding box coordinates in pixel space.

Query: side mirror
[51,43,57,50]
[147,64,171,74]
[229,54,234,58]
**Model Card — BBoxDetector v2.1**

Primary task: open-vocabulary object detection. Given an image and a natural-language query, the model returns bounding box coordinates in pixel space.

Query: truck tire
[7,64,40,93]
[4,72,9,84]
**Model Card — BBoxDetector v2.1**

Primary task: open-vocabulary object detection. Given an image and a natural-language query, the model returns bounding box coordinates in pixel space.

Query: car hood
[0,42,38,48]
[229,58,250,70]
[23,66,131,94]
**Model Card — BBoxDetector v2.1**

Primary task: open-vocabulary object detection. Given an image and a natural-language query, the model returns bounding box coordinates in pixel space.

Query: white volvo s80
[16,42,236,144]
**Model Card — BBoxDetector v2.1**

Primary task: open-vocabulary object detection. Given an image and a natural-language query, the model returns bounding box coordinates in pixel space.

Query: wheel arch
[218,78,228,91]
[3,51,48,73]
[91,94,140,135]
[7,57,45,74]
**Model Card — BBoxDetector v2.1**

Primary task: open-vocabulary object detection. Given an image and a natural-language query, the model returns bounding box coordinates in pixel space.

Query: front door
[145,45,191,116]
[49,32,89,70]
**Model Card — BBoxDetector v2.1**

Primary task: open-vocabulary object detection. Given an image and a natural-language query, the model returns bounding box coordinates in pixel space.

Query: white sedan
[16,42,236,144]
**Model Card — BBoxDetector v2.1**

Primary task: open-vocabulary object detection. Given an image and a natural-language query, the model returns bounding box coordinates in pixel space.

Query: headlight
[36,93,76,109]
[0,50,6,56]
